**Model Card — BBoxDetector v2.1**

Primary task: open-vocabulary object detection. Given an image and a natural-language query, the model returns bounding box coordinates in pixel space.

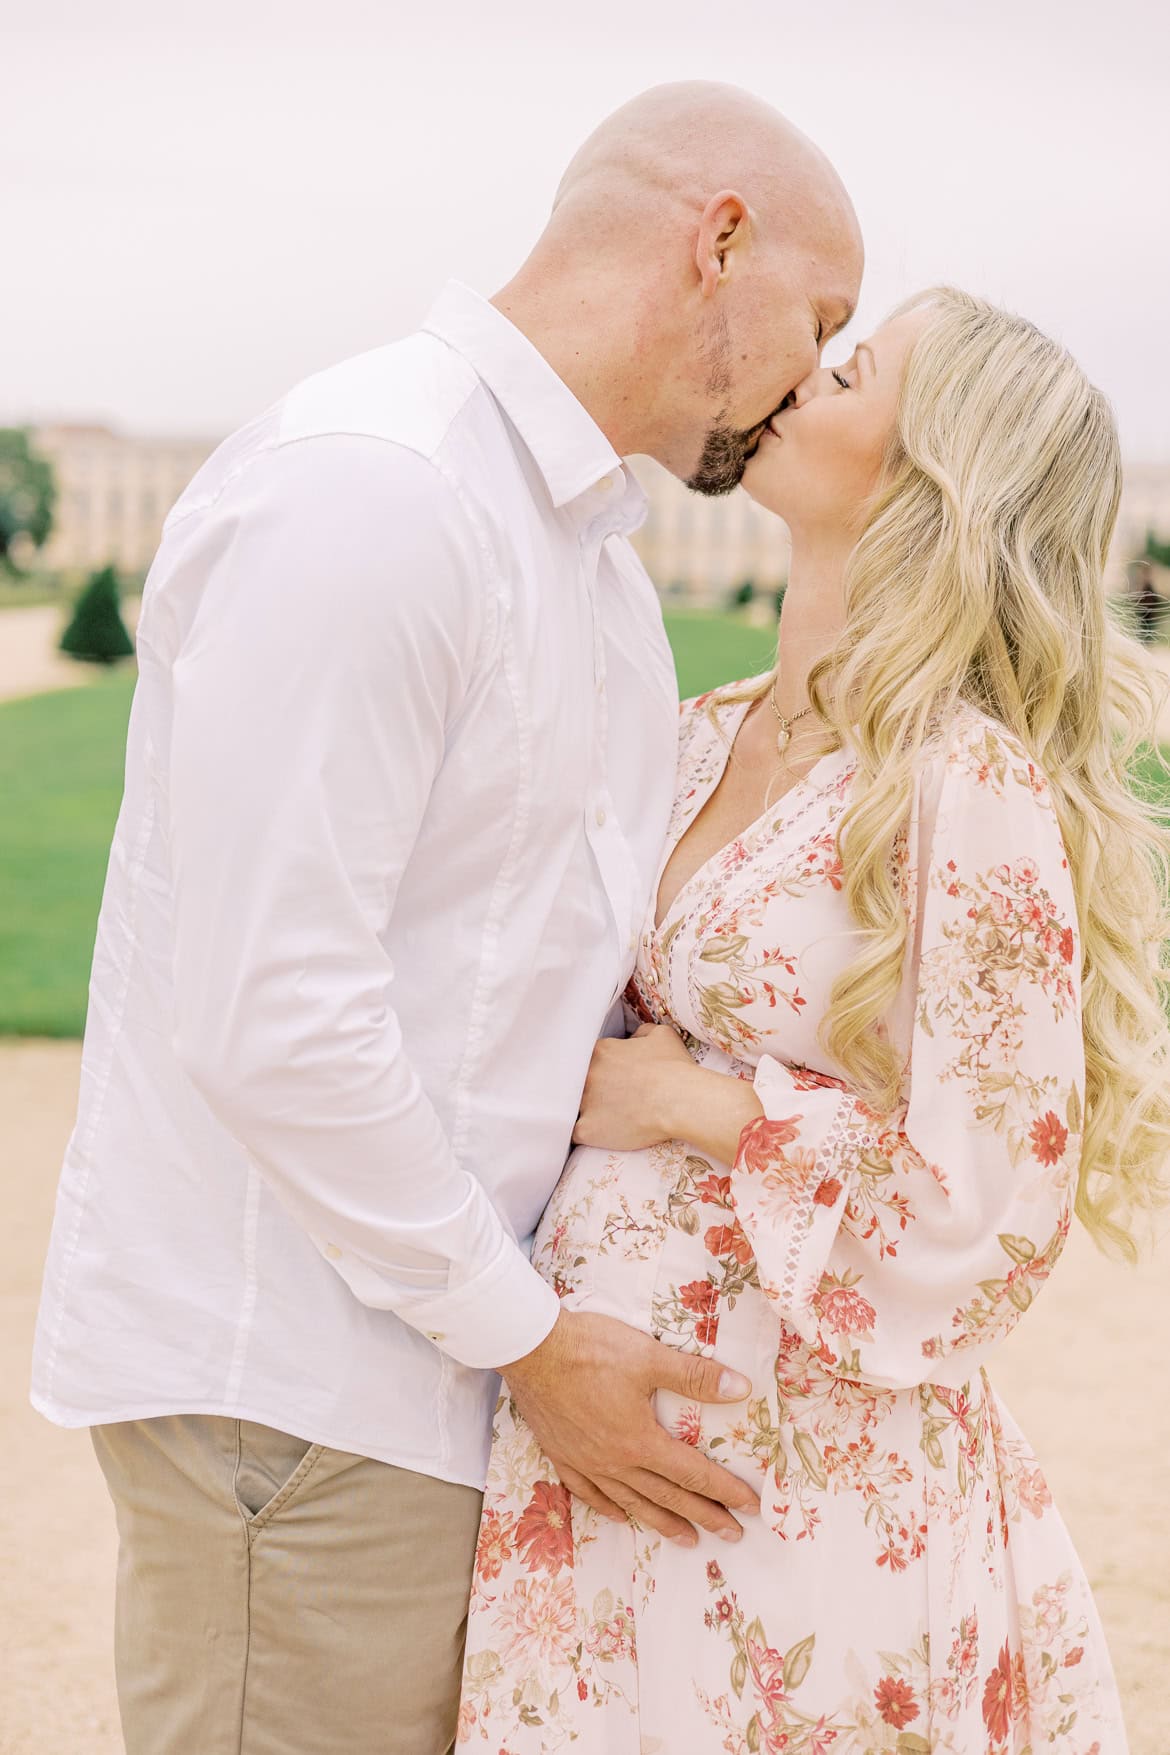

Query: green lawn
[0,611,768,1037]
[2,610,1167,1037]
[0,671,137,1036]
[663,607,777,700]
[0,576,143,612]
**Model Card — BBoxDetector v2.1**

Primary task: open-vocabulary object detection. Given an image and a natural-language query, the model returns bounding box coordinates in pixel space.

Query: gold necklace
[768,678,813,756]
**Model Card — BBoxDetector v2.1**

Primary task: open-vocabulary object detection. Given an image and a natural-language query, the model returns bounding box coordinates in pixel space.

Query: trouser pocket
[233,1418,324,1531]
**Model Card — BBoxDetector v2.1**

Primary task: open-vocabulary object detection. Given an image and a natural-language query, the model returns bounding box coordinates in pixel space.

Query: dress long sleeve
[728,718,1083,1392]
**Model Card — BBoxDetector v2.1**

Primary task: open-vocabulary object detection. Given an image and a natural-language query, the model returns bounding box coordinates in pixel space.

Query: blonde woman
[456,289,1169,1753]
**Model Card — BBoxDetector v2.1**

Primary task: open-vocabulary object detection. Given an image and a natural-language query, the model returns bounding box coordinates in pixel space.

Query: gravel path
[0,601,139,705]
[2,1039,1167,1752]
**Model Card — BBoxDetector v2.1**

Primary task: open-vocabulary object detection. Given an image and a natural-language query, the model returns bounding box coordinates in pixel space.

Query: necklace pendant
[775,723,791,755]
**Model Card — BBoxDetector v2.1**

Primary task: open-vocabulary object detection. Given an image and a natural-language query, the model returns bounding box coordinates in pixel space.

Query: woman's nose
[790,366,829,407]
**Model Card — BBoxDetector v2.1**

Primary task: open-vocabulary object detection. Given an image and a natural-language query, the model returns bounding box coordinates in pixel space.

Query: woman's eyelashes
[831,368,852,390]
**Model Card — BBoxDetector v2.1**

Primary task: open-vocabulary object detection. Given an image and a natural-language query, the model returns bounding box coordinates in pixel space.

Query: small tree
[730,579,756,608]
[0,428,56,570]
[1145,529,1170,568]
[60,565,135,665]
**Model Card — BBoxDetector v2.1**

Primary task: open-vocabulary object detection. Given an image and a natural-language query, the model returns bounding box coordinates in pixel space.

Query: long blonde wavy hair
[730,287,1170,1259]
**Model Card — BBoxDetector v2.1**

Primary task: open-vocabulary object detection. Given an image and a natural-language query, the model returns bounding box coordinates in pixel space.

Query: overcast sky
[3,0,1168,458]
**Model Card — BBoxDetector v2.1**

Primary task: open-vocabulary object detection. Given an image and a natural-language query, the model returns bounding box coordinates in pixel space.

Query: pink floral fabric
[457,684,1127,1753]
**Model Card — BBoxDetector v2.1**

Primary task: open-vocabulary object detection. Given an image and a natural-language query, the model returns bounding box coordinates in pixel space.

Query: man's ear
[694,190,751,298]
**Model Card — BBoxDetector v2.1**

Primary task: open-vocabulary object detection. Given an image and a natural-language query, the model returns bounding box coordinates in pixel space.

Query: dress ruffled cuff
[731,1054,881,1353]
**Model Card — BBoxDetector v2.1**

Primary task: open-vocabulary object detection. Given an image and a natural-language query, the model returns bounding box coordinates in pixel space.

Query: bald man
[32,81,862,1755]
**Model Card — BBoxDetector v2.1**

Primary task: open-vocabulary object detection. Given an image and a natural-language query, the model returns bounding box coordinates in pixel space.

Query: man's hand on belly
[497,1309,760,1546]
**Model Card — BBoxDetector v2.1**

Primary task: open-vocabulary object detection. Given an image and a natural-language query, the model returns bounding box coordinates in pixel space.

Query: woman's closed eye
[831,368,852,390]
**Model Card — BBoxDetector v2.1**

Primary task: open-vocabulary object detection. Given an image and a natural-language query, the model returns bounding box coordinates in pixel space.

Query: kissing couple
[33,79,1166,1755]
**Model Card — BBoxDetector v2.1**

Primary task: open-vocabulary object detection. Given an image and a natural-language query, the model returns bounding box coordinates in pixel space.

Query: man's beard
[685,417,766,497]
[688,307,766,497]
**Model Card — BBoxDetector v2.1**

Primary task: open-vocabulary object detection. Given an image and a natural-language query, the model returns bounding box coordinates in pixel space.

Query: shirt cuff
[406,1237,563,1370]
[329,1235,568,1368]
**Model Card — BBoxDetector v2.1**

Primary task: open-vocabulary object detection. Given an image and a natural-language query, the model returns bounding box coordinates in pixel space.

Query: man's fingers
[642,1430,762,1516]
[556,1464,626,1524]
[503,1313,759,1548]
[625,1466,747,1540]
[652,1345,752,1407]
[596,1475,699,1547]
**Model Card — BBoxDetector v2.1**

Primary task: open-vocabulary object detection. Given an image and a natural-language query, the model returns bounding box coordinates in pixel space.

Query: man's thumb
[658,1349,751,1404]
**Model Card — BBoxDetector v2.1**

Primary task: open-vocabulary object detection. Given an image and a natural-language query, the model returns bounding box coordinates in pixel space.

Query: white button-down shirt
[30,281,679,1489]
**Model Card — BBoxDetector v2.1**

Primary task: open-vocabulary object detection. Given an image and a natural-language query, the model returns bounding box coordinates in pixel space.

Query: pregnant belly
[533,1135,778,1475]
[532,1139,674,1329]
[533,1135,770,1365]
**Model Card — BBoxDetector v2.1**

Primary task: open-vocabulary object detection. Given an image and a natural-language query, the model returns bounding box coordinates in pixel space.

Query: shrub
[59,566,135,665]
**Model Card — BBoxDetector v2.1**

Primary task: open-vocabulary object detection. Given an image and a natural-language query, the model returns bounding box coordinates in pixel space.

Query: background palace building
[27,423,1170,608]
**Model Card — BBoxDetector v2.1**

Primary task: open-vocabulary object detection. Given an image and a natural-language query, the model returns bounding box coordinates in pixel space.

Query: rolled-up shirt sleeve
[167,434,562,1370]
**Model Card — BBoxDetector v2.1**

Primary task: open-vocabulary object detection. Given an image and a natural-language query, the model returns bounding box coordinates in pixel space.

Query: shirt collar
[421,279,631,513]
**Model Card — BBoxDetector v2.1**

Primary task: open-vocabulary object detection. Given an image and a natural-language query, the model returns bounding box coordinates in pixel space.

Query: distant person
[1127,556,1164,644]
[30,82,862,1754]
[455,292,1164,1752]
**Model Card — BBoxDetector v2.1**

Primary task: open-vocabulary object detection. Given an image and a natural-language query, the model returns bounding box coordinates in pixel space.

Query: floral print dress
[457,684,1127,1755]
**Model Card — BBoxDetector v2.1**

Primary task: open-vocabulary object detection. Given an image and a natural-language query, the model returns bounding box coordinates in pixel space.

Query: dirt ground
[0,601,139,705]
[2,1038,1167,1753]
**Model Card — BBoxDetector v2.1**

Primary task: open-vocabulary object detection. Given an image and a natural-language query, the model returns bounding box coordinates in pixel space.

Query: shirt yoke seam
[162,370,485,536]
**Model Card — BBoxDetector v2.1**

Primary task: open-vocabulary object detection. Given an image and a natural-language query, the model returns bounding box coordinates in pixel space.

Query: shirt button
[324,1243,342,1261]
[595,805,607,827]
[426,1331,446,1343]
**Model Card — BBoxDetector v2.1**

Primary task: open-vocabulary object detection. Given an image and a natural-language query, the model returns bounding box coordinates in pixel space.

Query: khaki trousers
[90,1414,483,1755]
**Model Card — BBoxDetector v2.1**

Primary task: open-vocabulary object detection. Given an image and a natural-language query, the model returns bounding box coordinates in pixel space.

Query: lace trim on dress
[778,1092,879,1314]
[657,760,856,977]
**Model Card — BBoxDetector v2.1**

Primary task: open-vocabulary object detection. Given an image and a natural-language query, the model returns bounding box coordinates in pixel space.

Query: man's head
[501,82,863,493]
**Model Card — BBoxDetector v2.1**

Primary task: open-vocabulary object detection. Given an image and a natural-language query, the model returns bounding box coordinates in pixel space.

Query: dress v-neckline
[651,694,844,937]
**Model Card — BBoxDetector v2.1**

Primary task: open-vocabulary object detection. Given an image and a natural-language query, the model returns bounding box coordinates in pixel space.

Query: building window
[108,489,123,522]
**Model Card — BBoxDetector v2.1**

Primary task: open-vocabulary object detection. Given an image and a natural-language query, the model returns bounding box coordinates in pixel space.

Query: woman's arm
[575,714,1085,1393]
[723,720,1083,1389]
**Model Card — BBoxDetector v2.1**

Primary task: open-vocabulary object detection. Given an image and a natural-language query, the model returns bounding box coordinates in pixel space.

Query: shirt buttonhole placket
[580,522,610,821]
